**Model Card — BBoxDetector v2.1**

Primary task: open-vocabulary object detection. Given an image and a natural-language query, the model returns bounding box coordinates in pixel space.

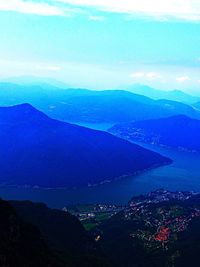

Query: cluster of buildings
[129,189,197,207]
[126,190,200,250]
[63,190,200,250]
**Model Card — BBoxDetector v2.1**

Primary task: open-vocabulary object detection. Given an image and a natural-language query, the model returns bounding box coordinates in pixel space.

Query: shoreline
[0,159,172,191]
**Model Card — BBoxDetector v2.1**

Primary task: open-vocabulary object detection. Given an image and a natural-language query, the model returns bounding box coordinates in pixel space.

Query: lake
[0,123,200,208]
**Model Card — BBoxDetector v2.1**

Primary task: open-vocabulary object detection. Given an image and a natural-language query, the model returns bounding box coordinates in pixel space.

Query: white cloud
[0,0,66,16]
[88,15,105,21]
[57,0,200,21]
[176,76,191,82]
[46,66,62,71]
[130,71,160,80]
[36,65,62,71]
[145,72,160,80]
[2,0,200,21]
[130,72,145,78]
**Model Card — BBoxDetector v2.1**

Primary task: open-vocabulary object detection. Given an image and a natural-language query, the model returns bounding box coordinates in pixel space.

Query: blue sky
[1,0,200,93]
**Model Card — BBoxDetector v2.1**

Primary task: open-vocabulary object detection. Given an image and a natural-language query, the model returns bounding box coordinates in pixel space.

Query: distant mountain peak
[12,102,35,109]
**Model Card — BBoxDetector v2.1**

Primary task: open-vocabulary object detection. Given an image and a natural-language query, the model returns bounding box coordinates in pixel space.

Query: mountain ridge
[0,83,200,123]
[109,115,200,152]
[126,84,200,104]
[0,104,171,188]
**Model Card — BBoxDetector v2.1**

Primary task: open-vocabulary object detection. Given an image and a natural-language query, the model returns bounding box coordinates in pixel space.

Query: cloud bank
[58,0,200,21]
[176,76,191,82]
[130,72,161,81]
[1,0,200,21]
[0,0,65,16]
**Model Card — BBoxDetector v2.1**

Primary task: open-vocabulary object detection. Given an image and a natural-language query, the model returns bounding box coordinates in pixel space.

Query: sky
[0,0,200,93]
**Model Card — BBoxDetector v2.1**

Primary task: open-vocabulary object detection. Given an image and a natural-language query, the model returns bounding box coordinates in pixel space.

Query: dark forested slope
[0,104,171,187]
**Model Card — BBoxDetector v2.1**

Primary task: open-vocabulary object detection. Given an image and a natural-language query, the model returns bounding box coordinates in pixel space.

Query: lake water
[0,123,200,208]
[68,122,114,131]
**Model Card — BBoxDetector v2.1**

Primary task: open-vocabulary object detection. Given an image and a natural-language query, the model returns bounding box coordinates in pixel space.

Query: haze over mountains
[109,115,200,152]
[0,82,200,124]
[193,101,200,111]
[1,76,70,89]
[0,103,170,188]
[126,84,200,105]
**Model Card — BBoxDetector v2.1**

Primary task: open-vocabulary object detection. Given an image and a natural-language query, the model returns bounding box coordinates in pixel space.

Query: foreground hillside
[0,198,61,267]
[0,198,111,267]
[0,104,170,187]
[86,190,200,267]
[4,191,200,267]
[109,115,200,152]
[0,83,199,123]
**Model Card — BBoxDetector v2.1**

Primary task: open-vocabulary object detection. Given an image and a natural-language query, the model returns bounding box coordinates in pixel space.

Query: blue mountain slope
[109,115,200,152]
[0,104,171,187]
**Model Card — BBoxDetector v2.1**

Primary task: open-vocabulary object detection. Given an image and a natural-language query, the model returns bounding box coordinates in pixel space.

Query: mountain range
[0,104,170,187]
[1,75,70,88]
[126,84,200,105]
[109,115,200,152]
[0,82,200,124]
